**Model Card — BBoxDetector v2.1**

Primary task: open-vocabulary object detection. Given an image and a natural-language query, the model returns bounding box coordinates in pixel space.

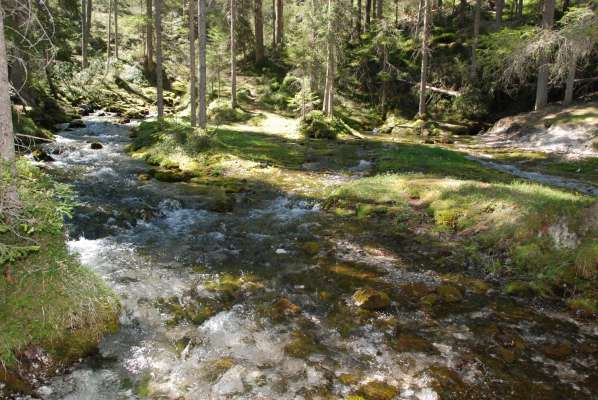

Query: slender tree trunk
[155,0,164,118]
[115,0,119,58]
[365,0,372,30]
[145,0,155,74]
[416,0,424,37]
[255,0,264,64]
[496,0,504,26]
[322,0,335,117]
[271,0,275,49]
[86,0,92,45]
[471,0,480,79]
[459,0,466,24]
[107,0,112,64]
[534,0,555,110]
[562,0,570,13]
[517,0,523,18]
[376,0,383,19]
[275,0,283,47]
[563,54,576,106]
[0,10,15,173]
[230,0,237,108]
[395,0,399,24]
[381,43,388,118]
[82,0,87,68]
[357,0,362,34]
[198,0,207,128]
[189,0,197,126]
[418,0,430,117]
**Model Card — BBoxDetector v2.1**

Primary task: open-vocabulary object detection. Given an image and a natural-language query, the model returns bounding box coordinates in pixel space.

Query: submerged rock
[352,288,390,310]
[68,119,85,128]
[357,381,398,400]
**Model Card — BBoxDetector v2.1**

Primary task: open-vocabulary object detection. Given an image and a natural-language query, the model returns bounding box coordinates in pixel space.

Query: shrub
[299,111,344,140]
[207,99,250,124]
[451,86,489,121]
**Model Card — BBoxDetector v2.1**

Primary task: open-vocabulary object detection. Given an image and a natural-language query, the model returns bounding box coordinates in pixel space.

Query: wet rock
[541,341,573,360]
[468,279,490,294]
[425,366,469,399]
[400,282,432,299]
[497,346,517,363]
[420,293,439,307]
[393,334,438,354]
[90,142,103,150]
[357,381,399,400]
[32,149,55,162]
[212,364,245,396]
[284,331,321,358]
[352,288,390,310]
[138,173,152,182]
[338,373,360,386]
[152,168,193,183]
[68,119,85,128]
[436,284,463,303]
[271,297,301,319]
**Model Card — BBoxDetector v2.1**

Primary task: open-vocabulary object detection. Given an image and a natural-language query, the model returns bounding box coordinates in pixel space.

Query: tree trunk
[365,0,371,30]
[145,0,155,74]
[459,0,466,24]
[517,0,523,18]
[381,43,388,118]
[275,0,283,47]
[82,0,87,68]
[562,0,570,13]
[86,0,92,47]
[416,0,424,38]
[322,0,335,117]
[395,0,399,24]
[471,0,480,79]
[357,0,362,34]
[189,0,196,126]
[107,0,112,64]
[198,0,207,128]
[496,0,504,26]
[230,0,237,108]
[376,0,383,19]
[418,0,430,117]
[115,0,119,58]
[255,0,264,64]
[563,54,576,106]
[0,10,15,170]
[155,0,164,118]
[534,0,555,110]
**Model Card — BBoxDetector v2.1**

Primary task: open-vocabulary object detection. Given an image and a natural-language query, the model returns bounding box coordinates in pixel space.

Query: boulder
[90,142,103,150]
[68,119,85,128]
[436,284,464,303]
[32,149,55,162]
[352,288,390,310]
[357,381,398,400]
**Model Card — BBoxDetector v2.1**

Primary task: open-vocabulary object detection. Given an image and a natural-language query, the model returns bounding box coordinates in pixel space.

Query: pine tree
[155,0,164,117]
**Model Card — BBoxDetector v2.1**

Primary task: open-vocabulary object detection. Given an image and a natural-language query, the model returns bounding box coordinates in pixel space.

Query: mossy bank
[0,160,119,395]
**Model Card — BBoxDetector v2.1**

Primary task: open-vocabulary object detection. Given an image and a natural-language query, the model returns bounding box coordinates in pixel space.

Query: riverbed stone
[271,297,301,319]
[32,149,55,162]
[541,341,573,360]
[68,119,85,128]
[352,288,390,310]
[393,334,438,354]
[301,241,320,256]
[212,365,245,396]
[357,381,398,400]
[90,142,103,150]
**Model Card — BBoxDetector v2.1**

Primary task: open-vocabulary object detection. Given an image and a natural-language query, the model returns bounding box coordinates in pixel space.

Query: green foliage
[207,99,251,124]
[451,87,489,120]
[299,111,345,140]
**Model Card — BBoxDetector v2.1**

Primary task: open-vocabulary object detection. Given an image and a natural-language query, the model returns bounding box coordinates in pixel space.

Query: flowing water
[22,114,598,399]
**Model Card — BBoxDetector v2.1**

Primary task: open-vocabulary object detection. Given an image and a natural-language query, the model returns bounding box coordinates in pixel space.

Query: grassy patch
[0,160,119,384]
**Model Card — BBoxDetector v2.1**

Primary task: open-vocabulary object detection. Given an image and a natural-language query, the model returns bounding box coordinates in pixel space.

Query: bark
[418,0,430,117]
[275,0,283,47]
[107,0,112,62]
[155,0,164,118]
[189,0,197,126]
[496,0,504,26]
[365,0,371,30]
[563,54,576,106]
[115,0,119,58]
[230,0,237,108]
[322,0,335,117]
[357,0,362,34]
[471,0,480,80]
[145,0,155,73]
[395,0,399,24]
[198,0,207,128]
[416,0,424,38]
[381,44,388,118]
[376,0,383,19]
[254,0,264,64]
[82,0,87,68]
[86,0,92,45]
[0,10,15,170]
[534,0,555,110]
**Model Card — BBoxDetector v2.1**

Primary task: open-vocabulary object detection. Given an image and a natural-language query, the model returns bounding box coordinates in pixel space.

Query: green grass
[0,160,119,384]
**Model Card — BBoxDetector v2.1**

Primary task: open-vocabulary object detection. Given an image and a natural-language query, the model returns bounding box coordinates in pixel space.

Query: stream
[22,113,598,399]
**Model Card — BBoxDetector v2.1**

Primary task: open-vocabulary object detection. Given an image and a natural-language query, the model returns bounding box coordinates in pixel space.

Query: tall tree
[534,0,555,110]
[198,0,207,127]
[496,0,504,26]
[471,0,480,79]
[189,0,196,126]
[0,8,15,178]
[254,0,264,64]
[115,0,119,58]
[230,0,237,108]
[357,0,362,34]
[107,0,112,63]
[322,0,335,117]
[145,0,155,76]
[81,0,88,68]
[275,0,283,48]
[365,0,372,29]
[155,0,164,117]
[376,0,383,19]
[418,0,430,116]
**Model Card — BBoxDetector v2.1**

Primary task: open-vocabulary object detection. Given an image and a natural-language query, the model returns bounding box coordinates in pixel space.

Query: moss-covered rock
[436,284,464,303]
[299,111,344,140]
[393,334,438,354]
[504,281,535,297]
[352,288,390,310]
[301,241,321,256]
[356,381,398,400]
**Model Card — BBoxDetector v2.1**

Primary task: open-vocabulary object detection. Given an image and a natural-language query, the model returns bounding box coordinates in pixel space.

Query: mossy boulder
[357,381,398,400]
[299,111,343,140]
[151,168,194,183]
[504,281,535,297]
[31,149,55,162]
[271,297,301,319]
[301,241,320,256]
[352,288,390,310]
[436,284,463,303]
